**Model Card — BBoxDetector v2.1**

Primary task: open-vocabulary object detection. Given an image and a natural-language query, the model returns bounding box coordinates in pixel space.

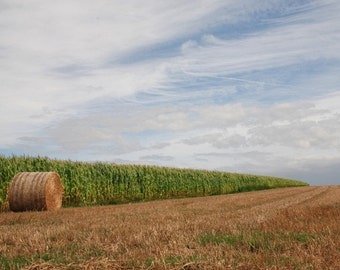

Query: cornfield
[0,155,308,210]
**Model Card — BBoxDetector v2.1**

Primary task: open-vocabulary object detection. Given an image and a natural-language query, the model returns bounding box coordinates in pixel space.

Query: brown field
[0,186,339,269]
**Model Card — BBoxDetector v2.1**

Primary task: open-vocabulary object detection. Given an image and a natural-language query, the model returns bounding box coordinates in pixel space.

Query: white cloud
[177,13,340,80]
[1,0,340,185]
[27,91,338,176]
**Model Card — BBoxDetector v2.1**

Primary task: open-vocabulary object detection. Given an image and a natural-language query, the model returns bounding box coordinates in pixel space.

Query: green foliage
[0,255,29,270]
[0,155,308,209]
[198,231,316,253]
[198,232,244,247]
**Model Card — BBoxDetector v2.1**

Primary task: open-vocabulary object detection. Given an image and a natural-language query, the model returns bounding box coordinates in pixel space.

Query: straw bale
[8,172,63,212]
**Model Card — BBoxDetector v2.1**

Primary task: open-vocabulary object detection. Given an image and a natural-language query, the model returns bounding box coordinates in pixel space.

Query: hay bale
[8,172,63,212]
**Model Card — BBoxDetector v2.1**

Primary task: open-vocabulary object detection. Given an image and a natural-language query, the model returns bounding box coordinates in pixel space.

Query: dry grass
[0,186,339,269]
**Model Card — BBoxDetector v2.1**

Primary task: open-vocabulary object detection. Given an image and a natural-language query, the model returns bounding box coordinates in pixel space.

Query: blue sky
[1,0,340,185]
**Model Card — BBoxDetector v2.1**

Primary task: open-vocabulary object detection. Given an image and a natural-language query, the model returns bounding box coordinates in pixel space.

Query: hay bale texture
[9,172,63,212]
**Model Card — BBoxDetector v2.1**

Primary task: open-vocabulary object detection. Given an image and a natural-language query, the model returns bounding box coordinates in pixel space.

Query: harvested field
[0,186,339,269]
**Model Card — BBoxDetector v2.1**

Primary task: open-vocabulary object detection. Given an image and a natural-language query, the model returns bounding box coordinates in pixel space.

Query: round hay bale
[8,172,63,212]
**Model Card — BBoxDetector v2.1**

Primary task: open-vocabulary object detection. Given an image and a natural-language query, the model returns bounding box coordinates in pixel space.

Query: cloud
[1,0,340,185]
[268,157,340,186]
[140,155,174,162]
[20,91,336,179]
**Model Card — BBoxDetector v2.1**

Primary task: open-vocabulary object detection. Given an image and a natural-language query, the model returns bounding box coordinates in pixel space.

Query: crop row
[0,155,308,209]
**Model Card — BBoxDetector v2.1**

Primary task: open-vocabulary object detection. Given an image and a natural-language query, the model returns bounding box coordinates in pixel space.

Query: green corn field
[0,155,308,210]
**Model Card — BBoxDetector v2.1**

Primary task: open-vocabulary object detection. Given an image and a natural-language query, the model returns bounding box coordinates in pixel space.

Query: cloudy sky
[1,0,340,185]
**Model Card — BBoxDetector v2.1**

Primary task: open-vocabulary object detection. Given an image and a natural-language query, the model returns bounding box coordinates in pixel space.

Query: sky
[1,0,340,186]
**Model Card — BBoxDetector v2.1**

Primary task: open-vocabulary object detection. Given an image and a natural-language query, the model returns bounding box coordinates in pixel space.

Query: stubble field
[1,186,339,269]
